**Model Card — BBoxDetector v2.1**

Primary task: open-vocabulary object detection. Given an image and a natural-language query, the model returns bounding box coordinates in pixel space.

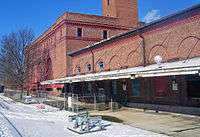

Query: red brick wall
[102,0,138,27]
[25,0,141,91]
[25,12,131,90]
[72,13,200,75]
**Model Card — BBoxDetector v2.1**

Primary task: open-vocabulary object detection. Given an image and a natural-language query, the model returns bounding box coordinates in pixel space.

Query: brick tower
[102,0,138,28]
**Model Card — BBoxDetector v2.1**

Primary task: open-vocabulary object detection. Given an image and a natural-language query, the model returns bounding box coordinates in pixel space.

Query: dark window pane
[77,28,82,37]
[87,64,91,72]
[77,66,81,73]
[98,61,104,71]
[187,75,200,98]
[112,80,117,95]
[132,79,140,96]
[103,30,108,39]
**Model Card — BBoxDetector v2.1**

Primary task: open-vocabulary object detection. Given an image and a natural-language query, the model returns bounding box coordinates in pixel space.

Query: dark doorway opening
[187,75,200,99]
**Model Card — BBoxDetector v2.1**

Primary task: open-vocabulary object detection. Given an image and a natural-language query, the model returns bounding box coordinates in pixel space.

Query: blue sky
[0,0,199,38]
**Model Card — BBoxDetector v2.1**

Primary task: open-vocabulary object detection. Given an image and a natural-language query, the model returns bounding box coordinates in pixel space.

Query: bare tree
[0,28,34,99]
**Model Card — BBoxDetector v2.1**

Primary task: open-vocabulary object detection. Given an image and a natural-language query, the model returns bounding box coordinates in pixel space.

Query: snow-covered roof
[40,57,200,85]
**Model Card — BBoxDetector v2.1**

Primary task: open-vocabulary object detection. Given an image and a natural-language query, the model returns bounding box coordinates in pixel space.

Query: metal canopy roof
[40,57,200,85]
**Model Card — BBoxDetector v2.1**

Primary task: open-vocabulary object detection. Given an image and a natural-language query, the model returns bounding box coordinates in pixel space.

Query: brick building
[41,3,200,113]
[26,0,139,95]
[66,5,200,106]
[29,0,200,113]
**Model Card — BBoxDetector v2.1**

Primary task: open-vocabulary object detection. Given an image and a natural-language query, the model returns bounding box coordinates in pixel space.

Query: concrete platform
[90,107,200,137]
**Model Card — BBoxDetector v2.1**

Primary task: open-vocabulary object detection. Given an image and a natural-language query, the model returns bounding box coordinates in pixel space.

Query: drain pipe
[138,32,149,104]
[138,34,146,67]
[90,49,95,72]
[90,49,96,96]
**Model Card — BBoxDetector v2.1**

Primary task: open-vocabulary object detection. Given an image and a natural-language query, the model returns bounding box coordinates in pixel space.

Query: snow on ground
[0,117,14,137]
[0,94,168,137]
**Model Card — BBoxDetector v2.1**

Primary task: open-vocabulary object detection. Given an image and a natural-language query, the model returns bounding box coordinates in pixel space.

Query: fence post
[64,93,66,110]
[76,94,79,113]
[72,94,74,112]
[94,93,97,110]
[111,97,113,111]
[56,97,59,108]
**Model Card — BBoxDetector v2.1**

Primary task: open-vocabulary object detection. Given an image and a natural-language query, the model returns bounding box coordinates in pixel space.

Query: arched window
[77,66,81,73]
[98,61,105,71]
[46,58,52,80]
[86,64,92,72]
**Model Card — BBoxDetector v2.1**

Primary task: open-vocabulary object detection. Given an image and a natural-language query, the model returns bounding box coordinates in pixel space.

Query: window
[86,82,92,95]
[187,75,200,99]
[103,30,108,39]
[77,66,81,73]
[57,88,62,91]
[86,64,92,72]
[77,28,82,37]
[46,58,52,80]
[98,61,105,71]
[60,28,63,39]
[111,80,117,95]
[131,79,140,96]
[46,88,53,91]
[108,0,110,5]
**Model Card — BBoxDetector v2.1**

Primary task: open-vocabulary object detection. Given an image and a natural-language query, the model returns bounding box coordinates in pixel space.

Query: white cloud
[143,10,161,23]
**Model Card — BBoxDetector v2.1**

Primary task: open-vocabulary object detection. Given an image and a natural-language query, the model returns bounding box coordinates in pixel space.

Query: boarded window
[154,77,168,97]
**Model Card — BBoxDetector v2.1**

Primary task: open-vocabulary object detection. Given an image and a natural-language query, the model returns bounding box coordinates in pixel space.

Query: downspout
[90,50,95,72]
[138,34,146,67]
[138,32,149,104]
[90,49,96,96]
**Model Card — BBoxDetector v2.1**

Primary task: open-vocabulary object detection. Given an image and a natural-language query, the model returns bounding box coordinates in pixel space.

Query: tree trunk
[20,85,24,100]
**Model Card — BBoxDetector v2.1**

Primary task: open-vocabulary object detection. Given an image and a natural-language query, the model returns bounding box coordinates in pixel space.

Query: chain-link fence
[36,91,107,112]
[67,93,107,113]
[4,89,27,100]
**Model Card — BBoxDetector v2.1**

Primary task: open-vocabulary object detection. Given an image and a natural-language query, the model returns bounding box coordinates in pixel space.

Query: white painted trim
[40,57,200,85]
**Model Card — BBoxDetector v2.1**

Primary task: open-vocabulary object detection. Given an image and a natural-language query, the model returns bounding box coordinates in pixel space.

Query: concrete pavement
[90,107,200,137]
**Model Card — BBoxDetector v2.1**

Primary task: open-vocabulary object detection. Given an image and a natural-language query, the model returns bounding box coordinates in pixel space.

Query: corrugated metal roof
[41,57,200,84]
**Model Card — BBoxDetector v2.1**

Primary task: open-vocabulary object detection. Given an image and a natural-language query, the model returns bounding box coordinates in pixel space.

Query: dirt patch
[91,115,124,123]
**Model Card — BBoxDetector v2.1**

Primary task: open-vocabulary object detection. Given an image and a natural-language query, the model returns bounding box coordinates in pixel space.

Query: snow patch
[0,117,14,137]
[0,95,168,137]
